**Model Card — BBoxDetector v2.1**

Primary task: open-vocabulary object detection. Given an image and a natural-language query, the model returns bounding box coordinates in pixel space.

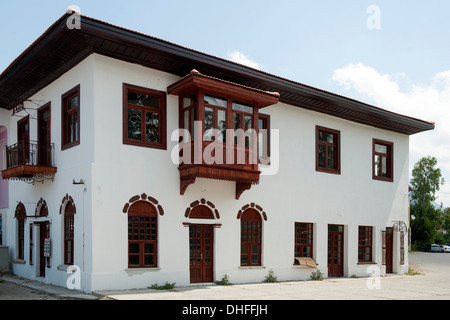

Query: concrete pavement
[1,252,449,300]
[97,252,450,300]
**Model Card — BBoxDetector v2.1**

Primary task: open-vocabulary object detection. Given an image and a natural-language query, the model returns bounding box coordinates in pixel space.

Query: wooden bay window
[167,70,279,199]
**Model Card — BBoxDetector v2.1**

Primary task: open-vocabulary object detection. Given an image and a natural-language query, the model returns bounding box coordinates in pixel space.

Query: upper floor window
[62,85,80,150]
[373,139,393,182]
[316,126,340,174]
[123,84,167,150]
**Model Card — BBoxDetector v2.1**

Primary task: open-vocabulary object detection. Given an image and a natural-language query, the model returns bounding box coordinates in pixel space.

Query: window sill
[357,262,377,265]
[57,265,78,272]
[12,259,26,265]
[125,267,161,273]
[239,266,265,270]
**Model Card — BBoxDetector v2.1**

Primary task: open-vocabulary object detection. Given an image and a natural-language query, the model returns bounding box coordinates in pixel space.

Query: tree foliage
[410,156,447,247]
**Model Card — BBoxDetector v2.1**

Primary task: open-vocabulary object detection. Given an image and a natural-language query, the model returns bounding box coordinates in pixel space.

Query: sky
[1,1,449,206]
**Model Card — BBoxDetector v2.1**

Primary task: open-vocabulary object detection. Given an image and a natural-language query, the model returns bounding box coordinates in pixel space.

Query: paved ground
[1,252,449,301]
[97,252,450,300]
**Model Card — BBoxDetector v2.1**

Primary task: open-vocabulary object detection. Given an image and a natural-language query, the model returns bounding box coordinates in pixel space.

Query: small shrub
[310,270,323,281]
[215,274,232,286]
[149,282,176,290]
[263,270,278,283]
[406,267,422,276]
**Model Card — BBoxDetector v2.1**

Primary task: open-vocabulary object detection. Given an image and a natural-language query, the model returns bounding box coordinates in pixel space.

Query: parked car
[424,244,441,252]
[441,245,450,253]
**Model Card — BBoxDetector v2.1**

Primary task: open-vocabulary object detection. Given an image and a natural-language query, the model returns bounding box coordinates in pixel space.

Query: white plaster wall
[4,56,95,291]
[87,54,410,291]
[4,53,410,292]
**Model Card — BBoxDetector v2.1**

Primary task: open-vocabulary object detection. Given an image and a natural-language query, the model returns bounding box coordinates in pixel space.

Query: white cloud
[332,62,450,207]
[227,51,260,69]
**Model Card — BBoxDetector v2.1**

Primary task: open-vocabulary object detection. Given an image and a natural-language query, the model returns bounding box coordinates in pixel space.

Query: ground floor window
[294,222,313,264]
[358,226,373,263]
[240,209,262,266]
[128,201,158,268]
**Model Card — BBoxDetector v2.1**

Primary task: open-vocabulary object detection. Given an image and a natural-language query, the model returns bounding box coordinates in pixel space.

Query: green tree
[410,156,445,248]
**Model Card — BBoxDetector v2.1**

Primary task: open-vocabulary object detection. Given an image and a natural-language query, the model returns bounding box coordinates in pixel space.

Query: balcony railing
[2,140,56,183]
[6,140,55,168]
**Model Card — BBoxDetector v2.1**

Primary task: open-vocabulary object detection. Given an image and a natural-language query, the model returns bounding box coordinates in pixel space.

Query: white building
[0,13,434,292]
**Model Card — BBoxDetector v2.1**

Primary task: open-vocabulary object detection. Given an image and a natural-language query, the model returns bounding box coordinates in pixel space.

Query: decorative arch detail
[35,197,48,217]
[236,202,267,221]
[122,193,164,216]
[184,198,220,220]
[59,194,76,215]
[15,202,27,220]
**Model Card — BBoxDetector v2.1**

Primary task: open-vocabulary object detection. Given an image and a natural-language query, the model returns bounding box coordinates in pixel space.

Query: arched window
[240,209,262,266]
[64,201,76,265]
[128,201,158,268]
[15,202,26,260]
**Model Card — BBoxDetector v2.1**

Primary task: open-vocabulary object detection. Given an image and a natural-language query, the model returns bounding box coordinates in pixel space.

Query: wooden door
[39,222,50,277]
[17,116,30,165]
[328,225,344,277]
[38,104,51,166]
[189,224,214,283]
[385,227,393,273]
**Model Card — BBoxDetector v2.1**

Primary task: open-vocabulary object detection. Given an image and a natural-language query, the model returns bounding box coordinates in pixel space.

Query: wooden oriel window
[128,201,158,268]
[373,139,393,182]
[240,209,262,266]
[64,202,76,265]
[358,226,373,263]
[316,126,340,174]
[123,84,167,150]
[294,222,313,264]
[61,85,80,150]
[258,113,270,163]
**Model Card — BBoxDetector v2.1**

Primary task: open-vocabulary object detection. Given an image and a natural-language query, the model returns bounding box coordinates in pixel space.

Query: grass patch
[149,282,176,290]
[405,267,423,276]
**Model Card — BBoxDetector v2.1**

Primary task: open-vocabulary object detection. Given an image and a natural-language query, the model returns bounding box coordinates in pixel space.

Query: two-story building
[0,12,434,292]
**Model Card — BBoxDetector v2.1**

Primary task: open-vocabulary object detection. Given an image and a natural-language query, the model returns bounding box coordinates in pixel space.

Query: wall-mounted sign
[44,238,51,257]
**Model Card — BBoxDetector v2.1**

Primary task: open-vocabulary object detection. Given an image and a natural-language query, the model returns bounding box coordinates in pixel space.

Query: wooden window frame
[316,126,341,174]
[258,113,271,164]
[240,209,262,266]
[358,226,373,263]
[17,217,25,260]
[63,203,75,265]
[127,201,158,268]
[294,222,313,264]
[123,83,167,150]
[372,139,393,182]
[61,85,80,150]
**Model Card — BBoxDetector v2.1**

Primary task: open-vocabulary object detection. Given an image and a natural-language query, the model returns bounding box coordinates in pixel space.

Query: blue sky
[1,1,450,205]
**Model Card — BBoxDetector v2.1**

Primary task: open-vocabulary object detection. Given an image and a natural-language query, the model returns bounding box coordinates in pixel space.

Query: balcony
[1,140,57,183]
[168,70,279,199]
